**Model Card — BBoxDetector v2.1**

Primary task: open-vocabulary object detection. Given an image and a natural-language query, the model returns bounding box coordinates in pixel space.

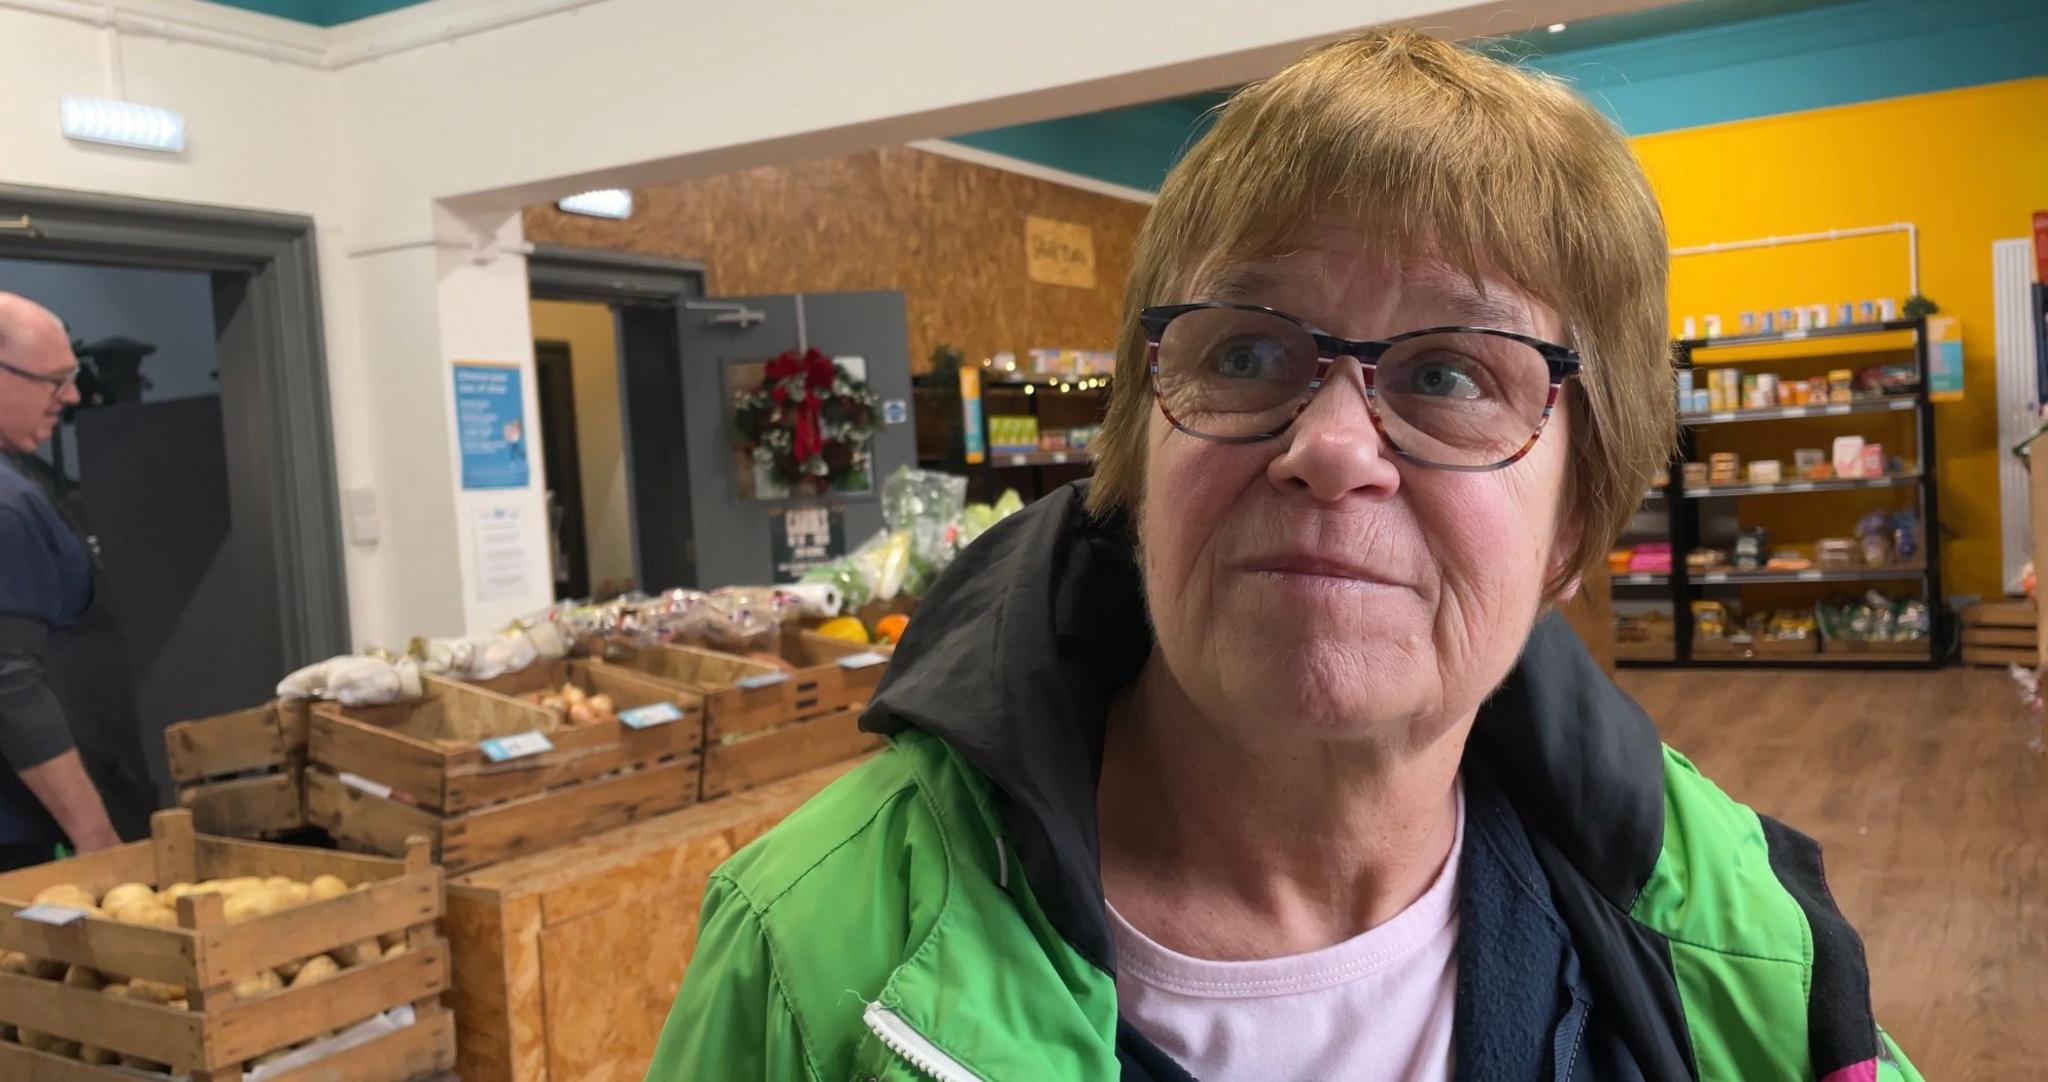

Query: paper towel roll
[779,582,844,618]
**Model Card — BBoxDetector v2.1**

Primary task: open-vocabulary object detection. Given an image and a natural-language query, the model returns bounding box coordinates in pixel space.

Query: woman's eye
[1402,357,1487,399]
[1209,337,1287,379]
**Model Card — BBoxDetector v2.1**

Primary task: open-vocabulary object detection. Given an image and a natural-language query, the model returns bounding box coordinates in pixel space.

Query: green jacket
[650,484,1921,1081]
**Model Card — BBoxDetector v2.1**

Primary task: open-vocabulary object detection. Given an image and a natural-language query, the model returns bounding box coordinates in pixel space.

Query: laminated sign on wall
[453,361,530,490]
[1025,217,1096,289]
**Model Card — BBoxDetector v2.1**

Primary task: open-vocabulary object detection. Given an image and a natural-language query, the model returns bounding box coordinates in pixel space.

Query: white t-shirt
[1108,788,1465,1082]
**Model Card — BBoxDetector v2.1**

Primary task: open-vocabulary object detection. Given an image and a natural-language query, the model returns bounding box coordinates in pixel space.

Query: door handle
[0,215,45,238]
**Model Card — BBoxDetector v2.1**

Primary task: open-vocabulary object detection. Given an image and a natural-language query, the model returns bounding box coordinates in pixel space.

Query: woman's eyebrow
[1198,265,1284,303]
[1438,287,1534,333]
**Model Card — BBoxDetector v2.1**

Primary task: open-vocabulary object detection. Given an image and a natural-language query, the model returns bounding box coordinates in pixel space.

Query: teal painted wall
[211,0,428,26]
[957,0,2048,192]
[948,96,1223,193]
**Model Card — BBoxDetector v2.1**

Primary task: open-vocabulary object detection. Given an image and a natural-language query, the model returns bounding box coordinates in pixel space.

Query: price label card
[1797,570,1825,581]
[1826,404,1851,415]
[1051,452,1070,464]
[1785,328,1809,339]
[16,904,89,926]
[736,672,790,690]
[481,731,555,762]
[620,702,685,730]
[836,651,889,670]
[1712,411,1735,422]
[1782,407,1809,418]
[1786,482,1815,492]
[339,771,394,800]
[1703,573,1729,583]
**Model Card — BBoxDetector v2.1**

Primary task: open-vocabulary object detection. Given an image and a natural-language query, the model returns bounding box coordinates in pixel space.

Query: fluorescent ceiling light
[1546,22,1567,33]
[60,97,186,153]
[556,189,633,219]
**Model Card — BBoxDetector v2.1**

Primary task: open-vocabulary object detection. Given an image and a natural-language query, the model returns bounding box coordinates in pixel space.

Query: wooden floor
[1619,667,2047,1082]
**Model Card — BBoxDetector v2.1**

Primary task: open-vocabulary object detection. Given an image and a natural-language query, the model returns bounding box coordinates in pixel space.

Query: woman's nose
[1265,355,1402,503]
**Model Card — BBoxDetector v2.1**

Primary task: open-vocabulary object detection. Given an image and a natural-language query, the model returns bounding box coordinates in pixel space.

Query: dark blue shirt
[0,456,93,845]
[0,456,92,629]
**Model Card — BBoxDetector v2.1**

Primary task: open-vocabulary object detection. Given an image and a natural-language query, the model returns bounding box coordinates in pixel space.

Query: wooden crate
[1961,601,2038,667]
[306,674,700,872]
[304,759,698,876]
[692,630,889,800]
[310,676,693,815]
[445,759,866,1082]
[462,659,705,734]
[701,706,883,801]
[164,702,311,839]
[605,633,886,742]
[0,809,452,1081]
[1961,644,2036,668]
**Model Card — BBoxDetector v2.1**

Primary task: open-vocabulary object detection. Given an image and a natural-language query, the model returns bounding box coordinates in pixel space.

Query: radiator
[1994,238,2041,594]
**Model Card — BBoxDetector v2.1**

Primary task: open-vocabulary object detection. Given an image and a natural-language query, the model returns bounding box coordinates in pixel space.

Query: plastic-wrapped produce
[408,628,541,681]
[275,655,423,706]
[699,589,786,654]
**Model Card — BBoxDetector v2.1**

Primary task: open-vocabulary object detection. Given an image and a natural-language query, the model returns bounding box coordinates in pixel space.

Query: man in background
[0,292,153,868]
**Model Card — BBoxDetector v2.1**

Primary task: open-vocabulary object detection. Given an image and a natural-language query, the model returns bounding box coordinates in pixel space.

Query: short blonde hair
[1088,29,1673,596]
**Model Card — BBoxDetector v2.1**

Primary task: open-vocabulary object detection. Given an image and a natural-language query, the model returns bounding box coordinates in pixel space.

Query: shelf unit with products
[912,351,1111,503]
[1614,318,1943,668]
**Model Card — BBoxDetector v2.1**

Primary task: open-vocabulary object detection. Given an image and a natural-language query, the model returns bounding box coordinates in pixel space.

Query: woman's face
[1138,225,1579,754]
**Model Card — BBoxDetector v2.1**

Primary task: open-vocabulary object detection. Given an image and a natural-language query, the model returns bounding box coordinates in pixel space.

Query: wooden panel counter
[444,757,868,1082]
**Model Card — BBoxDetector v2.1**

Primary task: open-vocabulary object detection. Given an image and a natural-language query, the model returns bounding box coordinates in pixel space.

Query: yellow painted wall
[529,299,635,595]
[1635,76,2048,599]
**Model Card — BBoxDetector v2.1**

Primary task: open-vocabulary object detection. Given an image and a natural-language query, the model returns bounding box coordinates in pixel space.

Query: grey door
[676,291,917,589]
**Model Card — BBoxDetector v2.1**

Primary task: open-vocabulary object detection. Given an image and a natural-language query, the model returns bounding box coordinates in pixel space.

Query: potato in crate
[0,809,452,1080]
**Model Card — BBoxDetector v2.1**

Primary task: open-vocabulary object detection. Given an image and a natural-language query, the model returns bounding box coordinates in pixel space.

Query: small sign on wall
[1025,217,1097,289]
[453,361,529,490]
[473,504,532,603]
[770,505,847,584]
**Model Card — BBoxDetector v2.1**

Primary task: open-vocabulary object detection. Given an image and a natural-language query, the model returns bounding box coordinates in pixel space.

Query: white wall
[0,0,1667,647]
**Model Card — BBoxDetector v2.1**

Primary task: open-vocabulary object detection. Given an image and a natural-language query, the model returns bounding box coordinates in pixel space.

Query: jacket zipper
[863,1002,985,1082]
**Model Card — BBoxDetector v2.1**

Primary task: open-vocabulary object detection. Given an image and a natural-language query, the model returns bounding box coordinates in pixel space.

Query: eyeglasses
[1140,302,1583,472]
[0,357,80,403]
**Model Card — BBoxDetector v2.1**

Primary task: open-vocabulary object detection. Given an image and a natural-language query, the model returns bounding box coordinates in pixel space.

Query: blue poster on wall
[453,361,530,490]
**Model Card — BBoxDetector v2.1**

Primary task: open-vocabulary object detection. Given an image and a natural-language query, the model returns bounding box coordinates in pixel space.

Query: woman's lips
[1237,553,1409,589]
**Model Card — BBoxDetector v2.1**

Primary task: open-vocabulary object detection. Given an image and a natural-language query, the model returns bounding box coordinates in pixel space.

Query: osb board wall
[522,146,1149,374]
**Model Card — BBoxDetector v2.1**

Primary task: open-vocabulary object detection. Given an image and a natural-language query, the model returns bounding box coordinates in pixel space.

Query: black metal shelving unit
[912,369,1108,501]
[971,371,1106,500]
[1617,318,1943,669]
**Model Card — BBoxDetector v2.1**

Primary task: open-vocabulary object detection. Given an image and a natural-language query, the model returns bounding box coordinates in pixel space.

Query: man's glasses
[0,358,80,403]
[1139,302,1583,472]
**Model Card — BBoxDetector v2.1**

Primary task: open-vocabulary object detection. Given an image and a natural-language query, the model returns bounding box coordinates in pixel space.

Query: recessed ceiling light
[556,189,633,220]
[1547,22,1568,33]
[60,97,186,153]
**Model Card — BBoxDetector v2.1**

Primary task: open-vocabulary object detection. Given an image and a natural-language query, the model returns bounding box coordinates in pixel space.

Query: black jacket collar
[864,481,1667,973]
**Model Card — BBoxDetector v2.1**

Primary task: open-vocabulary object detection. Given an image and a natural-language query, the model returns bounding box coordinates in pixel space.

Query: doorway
[0,184,345,797]
[527,246,707,595]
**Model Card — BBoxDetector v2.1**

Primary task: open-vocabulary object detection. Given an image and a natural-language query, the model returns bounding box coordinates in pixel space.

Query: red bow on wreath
[734,348,879,496]
[766,348,837,463]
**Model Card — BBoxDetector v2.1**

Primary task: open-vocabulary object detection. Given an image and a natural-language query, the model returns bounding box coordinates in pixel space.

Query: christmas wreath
[733,348,881,496]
